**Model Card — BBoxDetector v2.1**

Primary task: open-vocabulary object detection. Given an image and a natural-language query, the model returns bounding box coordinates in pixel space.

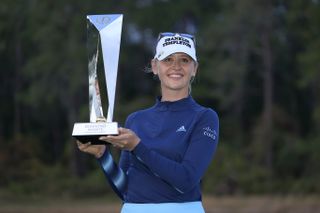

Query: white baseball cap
[154,32,197,62]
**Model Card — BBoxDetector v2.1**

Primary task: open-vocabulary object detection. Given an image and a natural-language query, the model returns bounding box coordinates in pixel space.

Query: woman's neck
[161,89,189,102]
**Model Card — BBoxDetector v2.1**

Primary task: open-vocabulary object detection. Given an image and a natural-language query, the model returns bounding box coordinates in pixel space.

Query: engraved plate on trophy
[72,14,123,144]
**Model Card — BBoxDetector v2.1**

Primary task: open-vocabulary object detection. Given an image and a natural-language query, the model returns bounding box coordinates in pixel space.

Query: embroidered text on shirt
[203,126,217,140]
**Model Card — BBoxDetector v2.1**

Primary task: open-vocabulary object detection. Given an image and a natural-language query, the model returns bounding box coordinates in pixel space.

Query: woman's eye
[181,58,190,63]
[164,57,173,62]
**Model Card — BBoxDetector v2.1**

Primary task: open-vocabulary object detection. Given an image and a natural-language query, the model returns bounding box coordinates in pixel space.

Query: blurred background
[0,0,319,212]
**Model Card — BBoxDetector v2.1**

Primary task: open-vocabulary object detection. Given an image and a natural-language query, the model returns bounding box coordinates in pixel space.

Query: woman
[77,32,219,213]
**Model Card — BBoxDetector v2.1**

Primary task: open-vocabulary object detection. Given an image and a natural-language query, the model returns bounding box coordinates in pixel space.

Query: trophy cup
[72,14,123,144]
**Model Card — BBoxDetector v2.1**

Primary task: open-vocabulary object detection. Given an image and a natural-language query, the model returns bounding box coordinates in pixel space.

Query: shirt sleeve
[132,109,219,193]
[119,150,130,173]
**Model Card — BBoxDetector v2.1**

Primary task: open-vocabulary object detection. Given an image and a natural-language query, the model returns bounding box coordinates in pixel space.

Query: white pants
[121,201,205,213]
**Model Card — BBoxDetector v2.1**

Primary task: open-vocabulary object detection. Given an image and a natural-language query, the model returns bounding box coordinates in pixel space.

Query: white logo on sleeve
[176,125,186,132]
[203,126,217,140]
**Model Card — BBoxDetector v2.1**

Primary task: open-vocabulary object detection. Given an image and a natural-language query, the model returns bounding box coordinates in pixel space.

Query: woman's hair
[143,60,159,80]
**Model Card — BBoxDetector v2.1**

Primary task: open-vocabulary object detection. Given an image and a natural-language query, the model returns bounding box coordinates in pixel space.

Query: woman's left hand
[99,127,140,151]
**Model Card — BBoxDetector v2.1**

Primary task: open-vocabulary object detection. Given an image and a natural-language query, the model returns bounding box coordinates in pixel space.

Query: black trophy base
[73,134,116,145]
[72,122,118,145]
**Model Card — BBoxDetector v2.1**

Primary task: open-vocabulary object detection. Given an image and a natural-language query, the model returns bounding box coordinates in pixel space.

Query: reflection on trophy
[72,14,123,144]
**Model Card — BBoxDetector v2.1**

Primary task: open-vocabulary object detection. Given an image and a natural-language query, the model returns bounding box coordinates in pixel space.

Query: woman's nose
[172,58,182,69]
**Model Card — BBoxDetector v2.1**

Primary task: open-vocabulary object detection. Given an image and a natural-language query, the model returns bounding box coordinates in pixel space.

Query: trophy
[72,14,123,144]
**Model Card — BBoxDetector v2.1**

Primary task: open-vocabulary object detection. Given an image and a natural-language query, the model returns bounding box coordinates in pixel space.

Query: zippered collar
[153,95,197,111]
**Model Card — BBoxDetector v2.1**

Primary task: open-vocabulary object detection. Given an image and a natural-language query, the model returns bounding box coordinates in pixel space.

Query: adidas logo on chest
[176,125,186,132]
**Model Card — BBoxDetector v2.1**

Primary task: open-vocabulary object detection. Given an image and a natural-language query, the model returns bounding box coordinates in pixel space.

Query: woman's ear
[151,59,158,75]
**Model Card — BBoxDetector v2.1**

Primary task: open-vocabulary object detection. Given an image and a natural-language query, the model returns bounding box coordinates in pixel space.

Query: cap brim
[156,47,197,62]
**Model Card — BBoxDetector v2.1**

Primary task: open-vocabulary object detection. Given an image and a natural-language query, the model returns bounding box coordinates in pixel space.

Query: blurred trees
[0,0,319,197]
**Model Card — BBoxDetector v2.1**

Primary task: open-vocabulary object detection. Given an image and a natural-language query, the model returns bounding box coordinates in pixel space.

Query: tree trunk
[66,93,88,177]
[13,20,23,142]
[260,15,273,171]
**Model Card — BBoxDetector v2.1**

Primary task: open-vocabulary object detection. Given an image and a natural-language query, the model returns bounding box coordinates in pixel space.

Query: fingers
[99,136,125,148]
[112,143,124,148]
[98,127,140,151]
[118,127,129,134]
[99,127,130,141]
[76,140,106,158]
[98,128,129,149]
[76,141,91,151]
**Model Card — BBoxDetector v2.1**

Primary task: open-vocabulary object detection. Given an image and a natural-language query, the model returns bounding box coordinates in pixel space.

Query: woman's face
[152,53,198,95]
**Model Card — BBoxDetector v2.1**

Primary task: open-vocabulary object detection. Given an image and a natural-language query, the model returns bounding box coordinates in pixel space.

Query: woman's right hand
[76,141,106,158]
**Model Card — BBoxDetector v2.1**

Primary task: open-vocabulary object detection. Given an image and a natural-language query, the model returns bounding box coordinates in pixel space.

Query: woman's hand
[99,127,140,151]
[76,141,106,158]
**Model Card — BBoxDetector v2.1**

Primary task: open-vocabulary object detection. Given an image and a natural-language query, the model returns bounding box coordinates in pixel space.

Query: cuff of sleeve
[132,141,148,159]
[97,149,108,163]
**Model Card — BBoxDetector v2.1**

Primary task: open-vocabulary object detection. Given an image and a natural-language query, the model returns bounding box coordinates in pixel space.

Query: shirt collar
[154,95,197,111]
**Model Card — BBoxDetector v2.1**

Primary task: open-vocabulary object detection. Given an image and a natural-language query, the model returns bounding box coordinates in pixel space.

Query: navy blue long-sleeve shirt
[119,96,219,203]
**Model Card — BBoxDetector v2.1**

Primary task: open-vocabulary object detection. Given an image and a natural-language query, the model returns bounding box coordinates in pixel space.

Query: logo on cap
[162,36,191,48]
[154,33,197,61]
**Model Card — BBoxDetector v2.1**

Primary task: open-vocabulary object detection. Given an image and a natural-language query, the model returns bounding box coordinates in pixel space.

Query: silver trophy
[72,14,123,144]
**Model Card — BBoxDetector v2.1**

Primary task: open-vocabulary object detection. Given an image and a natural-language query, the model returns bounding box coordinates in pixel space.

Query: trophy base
[72,122,118,145]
